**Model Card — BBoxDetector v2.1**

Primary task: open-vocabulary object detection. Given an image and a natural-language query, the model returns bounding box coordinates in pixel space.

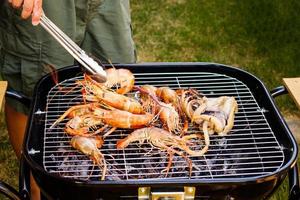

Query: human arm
[8,0,42,25]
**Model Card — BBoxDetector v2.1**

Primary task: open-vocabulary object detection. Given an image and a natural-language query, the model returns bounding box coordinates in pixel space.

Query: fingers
[32,0,42,26]
[9,0,43,26]
[10,0,23,8]
[21,0,34,19]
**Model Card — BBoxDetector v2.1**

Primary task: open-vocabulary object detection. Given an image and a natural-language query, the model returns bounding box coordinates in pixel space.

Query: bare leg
[5,104,27,159]
[30,175,40,200]
[5,104,40,200]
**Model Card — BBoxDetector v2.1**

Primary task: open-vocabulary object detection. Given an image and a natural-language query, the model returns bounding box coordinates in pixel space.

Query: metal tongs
[39,14,107,82]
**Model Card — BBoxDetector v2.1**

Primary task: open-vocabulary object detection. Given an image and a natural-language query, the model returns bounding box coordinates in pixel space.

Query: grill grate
[43,72,284,181]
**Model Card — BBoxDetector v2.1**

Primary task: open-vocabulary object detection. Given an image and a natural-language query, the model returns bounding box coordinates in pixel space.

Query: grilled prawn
[79,74,144,114]
[50,103,98,128]
[64,114,106,136]
[103,68,135,94]
[51,103,155,137]
[156,87,179,105]
[156,87,188,135]
[93,107,155,129]
[116,127,209,157]
[70,136,107,180]
[116,127,210,175]
[157,102,180,133]
[137,85,182,133]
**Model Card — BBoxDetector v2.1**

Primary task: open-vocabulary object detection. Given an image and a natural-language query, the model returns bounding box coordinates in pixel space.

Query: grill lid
[43,71,284,181]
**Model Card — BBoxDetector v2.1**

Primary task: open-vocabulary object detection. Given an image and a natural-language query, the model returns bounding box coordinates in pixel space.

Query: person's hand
[8,0,42,26]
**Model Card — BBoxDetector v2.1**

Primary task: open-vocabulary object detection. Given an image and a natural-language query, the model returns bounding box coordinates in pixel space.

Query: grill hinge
[138,187,195,200]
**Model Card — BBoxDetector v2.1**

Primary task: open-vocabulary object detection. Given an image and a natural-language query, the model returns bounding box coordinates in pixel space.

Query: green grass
[0,1,300,199]
[131,0,300,115]
[0,113,18,200]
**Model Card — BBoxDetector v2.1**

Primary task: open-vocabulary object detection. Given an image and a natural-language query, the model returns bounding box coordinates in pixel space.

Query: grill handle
[270,86,288,98]
[138,187,196,200]
[5,89,31,108]
[271,86,300,200]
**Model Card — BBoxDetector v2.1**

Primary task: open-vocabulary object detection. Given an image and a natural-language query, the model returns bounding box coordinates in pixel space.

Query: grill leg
[19,156,30,200]
[289,164,300,200]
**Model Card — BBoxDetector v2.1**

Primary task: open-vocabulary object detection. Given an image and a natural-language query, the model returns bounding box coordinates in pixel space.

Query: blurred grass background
[1,0,300,199]
[132,0,300,115]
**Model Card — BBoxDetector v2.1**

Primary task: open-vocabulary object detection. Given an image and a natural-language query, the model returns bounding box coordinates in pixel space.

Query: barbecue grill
[0,62,299,200]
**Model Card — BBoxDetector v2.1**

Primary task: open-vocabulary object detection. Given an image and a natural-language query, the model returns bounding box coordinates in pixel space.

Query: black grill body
[22,63,298,200]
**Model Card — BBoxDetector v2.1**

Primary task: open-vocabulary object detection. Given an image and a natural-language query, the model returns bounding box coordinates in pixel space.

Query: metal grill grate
[43,72,285,181]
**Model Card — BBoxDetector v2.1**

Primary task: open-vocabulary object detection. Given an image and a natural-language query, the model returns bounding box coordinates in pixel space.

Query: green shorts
[0,0,136,114]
